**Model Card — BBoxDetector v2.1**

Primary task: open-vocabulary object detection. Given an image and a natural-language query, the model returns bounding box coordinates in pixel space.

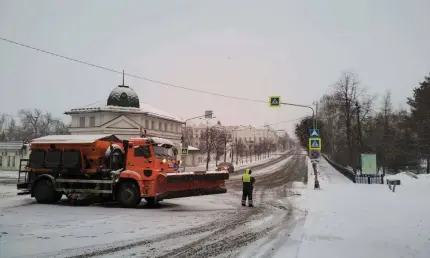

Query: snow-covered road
[0,150,305,258]
[274,158,430,258]
[3,154,428,258]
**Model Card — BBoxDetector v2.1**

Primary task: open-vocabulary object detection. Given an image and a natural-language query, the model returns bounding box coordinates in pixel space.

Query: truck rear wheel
[33,179,58,204]
[116,181,141,208]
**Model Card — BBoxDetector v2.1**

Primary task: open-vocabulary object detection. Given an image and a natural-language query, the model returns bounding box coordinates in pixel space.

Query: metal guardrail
[322,155,356,183]
[322,155,384,184]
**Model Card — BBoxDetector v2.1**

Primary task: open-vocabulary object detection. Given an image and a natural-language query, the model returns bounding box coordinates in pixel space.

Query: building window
[0,157,2,166]
[7,156,11,167]
[89,116,96,127]
[159,122,162,130]
[145,120,149,129]
[170,123,173,132]
[164,123,168,131]
[12,157,16,167]
[79,117,85,127]
[151,121,155,130]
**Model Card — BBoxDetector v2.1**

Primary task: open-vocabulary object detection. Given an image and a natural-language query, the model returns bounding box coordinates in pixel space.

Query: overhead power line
[0,37,268,104]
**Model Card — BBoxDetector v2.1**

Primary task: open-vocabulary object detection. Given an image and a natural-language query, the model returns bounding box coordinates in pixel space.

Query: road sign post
[308,128,321,189]
[310,150,320,162]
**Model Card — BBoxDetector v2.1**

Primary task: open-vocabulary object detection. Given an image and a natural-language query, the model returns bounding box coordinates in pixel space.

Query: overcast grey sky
[1,0,430,135]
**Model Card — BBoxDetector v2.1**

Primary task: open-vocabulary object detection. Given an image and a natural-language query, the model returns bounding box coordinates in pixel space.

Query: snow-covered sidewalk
[275,158,430,258]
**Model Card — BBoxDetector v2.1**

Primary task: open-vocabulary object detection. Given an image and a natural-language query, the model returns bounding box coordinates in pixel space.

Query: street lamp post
[181,111,214,172]
[280,101,317,129]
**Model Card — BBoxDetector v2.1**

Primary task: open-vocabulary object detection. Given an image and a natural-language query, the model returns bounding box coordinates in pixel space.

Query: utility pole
[356,102,363,172]
[235,138,238,165]
[231,130,235,164]
[315,101,319,129]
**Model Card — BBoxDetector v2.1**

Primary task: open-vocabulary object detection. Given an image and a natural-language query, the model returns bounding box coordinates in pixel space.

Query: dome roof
[106,85,140,108]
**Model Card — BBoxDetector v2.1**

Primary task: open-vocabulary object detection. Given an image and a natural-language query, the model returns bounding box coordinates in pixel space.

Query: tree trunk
[224,141,227,162]
[206,149,210,170]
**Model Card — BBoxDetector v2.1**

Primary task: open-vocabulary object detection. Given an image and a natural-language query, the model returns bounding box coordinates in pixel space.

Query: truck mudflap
[165,171,229,183]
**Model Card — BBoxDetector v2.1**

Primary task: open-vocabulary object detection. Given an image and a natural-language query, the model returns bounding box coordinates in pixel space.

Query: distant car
[216,162,234,173]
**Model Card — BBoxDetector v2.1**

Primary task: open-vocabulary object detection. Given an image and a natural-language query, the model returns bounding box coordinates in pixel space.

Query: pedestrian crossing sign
[269,96,281,107]
[181,148,188,156]
[308,138,321,151]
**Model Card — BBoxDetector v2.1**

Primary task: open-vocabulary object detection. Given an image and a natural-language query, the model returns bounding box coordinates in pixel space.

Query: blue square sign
[309,129,320,138]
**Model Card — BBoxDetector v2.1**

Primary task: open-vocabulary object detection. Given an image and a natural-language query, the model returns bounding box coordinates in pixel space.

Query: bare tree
[215,130,228,163]
[200,127,219,170]
[236,138,245,164]
[19,108,45,138]
[18,108,69,139]
[331,71,375,168]
[51,119,70,135]
[6,118,20,140]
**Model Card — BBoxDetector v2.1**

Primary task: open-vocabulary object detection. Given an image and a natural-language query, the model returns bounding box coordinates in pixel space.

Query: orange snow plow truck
[17,134,229,208]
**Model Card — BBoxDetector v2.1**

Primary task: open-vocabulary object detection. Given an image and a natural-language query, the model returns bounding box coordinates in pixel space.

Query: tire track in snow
[150,152,305,258]
[21,151,293,258]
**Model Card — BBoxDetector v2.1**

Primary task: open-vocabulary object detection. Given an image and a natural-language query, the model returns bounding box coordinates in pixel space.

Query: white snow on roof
[31,134,116,144]
[181,144,199,151]
[65,100,183,122]
[0,141,27,151]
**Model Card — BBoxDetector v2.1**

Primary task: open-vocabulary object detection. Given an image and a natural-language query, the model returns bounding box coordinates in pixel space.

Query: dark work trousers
[241,186,253,206]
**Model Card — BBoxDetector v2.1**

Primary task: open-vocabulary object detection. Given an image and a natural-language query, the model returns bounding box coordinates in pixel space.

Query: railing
[322,155,356,183]
[355,174,384,184]
[322,155,384,184]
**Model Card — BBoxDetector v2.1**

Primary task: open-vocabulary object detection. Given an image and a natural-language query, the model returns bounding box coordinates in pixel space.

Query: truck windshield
[153,145,176,159]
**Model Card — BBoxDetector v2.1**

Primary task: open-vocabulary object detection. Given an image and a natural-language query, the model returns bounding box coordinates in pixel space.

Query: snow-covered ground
[270,158,430,258]
[0,151,295,258]
[3,152,428,258]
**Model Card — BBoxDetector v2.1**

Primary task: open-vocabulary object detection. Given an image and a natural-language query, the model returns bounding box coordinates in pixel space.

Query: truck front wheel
[116,181,141,208]
[33,179,58,204]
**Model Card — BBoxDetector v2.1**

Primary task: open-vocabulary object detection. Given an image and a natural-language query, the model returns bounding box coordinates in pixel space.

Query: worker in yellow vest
[242,168,256,207]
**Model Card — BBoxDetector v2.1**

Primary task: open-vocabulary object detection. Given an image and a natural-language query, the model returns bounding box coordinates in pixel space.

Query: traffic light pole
[280,101,319,189]
[280,102,316,129]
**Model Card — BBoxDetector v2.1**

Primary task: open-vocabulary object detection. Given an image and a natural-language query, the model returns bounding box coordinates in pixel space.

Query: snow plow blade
[162,171,229,199]
[166,171,229,183]
[162,187,227,199]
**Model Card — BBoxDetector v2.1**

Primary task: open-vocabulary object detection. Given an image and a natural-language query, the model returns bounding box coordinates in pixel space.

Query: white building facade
[65,84,184,146]
[184,122,284,163]
[0,141,30,170]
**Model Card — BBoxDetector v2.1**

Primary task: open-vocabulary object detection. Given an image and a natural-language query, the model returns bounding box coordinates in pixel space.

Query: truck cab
[127,137,180,174]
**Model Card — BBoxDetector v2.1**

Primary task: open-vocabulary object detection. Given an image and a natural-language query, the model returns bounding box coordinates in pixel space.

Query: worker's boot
[241,200,246,207]
[248,200,254,207]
